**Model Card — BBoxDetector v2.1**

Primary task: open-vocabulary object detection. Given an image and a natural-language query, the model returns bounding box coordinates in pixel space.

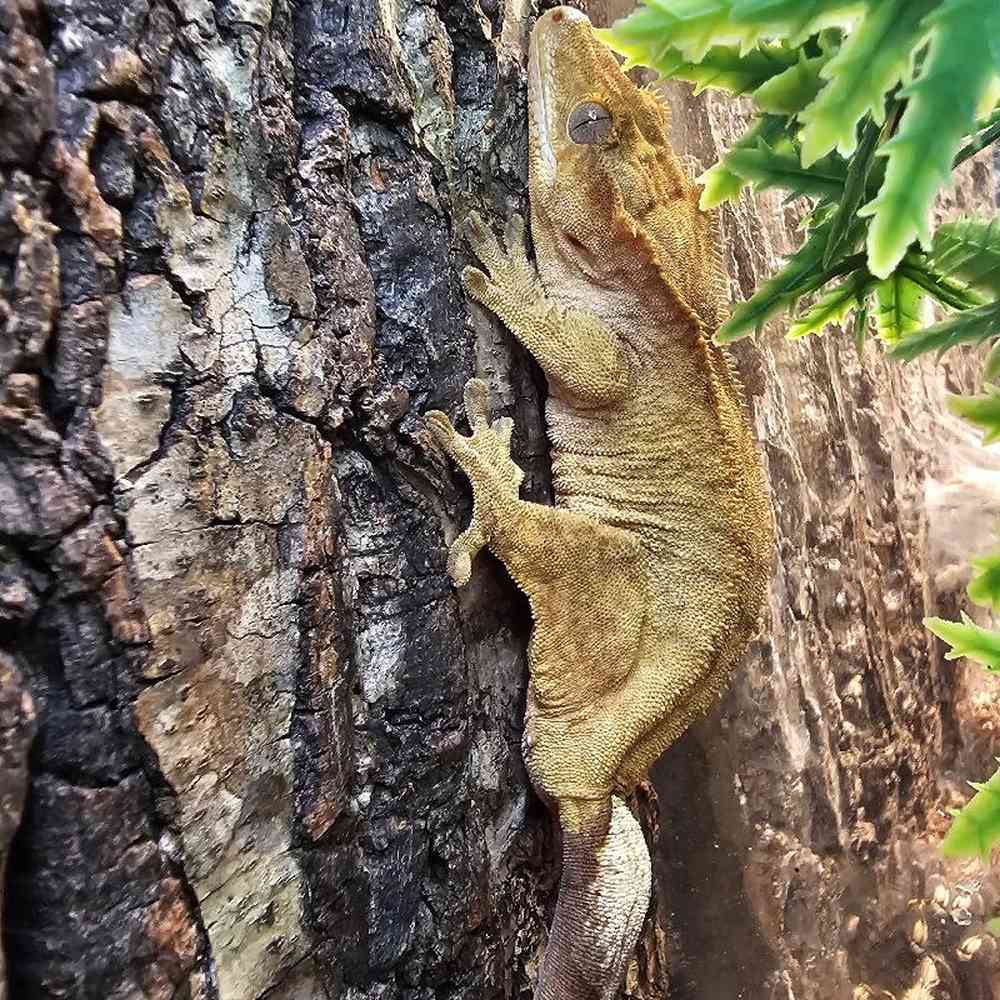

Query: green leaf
[930,218,1000,298]
[948,384,1000,445]
[787,269,876,339]
[716,221,866,342]
[723,138,846,200]
[607,0,861,65]
[985,339,1000,381]
[987,916,1000,937]
[729,0,864,47]
[926,612,1000,671]
[822,115,881,268]
[873,273,925,344]
[898,260,988,312]
[718,224,832,342]
[798,0,935,165]
[954,108,1000,168]
[852,302,870,357]
[699,114,788,209]
[889,300,1000,361]
[642,43,798,96]
[752,50,831,115]
[969,552,1000,611]
[940,762,1000,860]
[860,0,1000,279]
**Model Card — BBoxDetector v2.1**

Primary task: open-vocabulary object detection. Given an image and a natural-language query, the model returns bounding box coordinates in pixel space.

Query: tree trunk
[0,0,997,998]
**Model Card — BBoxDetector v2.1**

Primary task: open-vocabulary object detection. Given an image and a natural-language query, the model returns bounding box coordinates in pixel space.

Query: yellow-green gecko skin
[425,8,774,999]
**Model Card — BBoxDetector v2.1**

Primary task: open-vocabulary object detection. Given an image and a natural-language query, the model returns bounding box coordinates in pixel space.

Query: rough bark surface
[0,0,998,998]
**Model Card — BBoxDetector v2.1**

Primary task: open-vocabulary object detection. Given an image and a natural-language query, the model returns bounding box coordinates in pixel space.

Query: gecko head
[528,7,714,315]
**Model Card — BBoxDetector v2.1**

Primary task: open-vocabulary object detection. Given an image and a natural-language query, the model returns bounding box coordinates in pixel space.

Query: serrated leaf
[899,260,989,312]
[643,43,798,96]
[752,50,830,114]
[955,108,1000,168]
[728,0,863,47]
[860,0,1000,279]
[723,138,846,200]
[930,218,1000,298]
[940,762,1000,860]
[797,0,935,165]
[787,269,875,339]
[717,224,865,342]
[926,612,1000,670]
[823,115,881,268]
[968,552,1000,610]
[889,300,1000,361]
[698,114,788,209]
[607,0,860,65]
[717,224,832,342]
[948,384,1000,445]
[873,273,925,344]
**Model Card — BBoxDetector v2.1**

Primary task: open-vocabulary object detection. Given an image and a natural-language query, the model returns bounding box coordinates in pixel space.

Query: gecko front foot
[425,378,525,586]
[462,212,538,313]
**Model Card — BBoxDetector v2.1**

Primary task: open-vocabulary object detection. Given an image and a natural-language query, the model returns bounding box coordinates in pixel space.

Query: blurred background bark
[0,0,998,997]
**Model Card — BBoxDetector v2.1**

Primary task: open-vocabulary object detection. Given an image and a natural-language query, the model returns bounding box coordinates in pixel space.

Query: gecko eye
[567,102,613,145]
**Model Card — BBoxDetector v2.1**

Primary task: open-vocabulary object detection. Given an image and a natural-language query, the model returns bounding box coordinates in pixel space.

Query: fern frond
[888,300,1000,361]
[930,218,1000,298]
[926,612,1000,671]
[797,0,935,165]
[698,114,789,209]
[968,552,1000,610]
[723,138,846,200]
[948,385,1000,445]
[873,273,925,344]
[860,0,1000,278]
[787,269,875,339]
[608,0,860,65]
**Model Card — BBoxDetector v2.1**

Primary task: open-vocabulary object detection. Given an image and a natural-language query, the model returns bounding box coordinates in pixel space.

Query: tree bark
[0,0,998,998]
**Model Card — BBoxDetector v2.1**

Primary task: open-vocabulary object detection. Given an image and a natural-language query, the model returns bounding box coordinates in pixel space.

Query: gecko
[424,7,774,999]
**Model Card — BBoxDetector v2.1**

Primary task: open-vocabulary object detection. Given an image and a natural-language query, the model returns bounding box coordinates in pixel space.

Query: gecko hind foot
[424,378,525,586]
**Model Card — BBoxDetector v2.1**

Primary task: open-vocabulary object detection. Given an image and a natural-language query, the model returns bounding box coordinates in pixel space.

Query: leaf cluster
[605,0,1000,347]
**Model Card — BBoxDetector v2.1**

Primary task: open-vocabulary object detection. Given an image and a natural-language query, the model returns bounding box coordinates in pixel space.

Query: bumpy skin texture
[426,8,773,1000]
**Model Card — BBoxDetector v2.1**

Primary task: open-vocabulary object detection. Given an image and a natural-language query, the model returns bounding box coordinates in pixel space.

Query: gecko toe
[462,266,495,304]
[466,210,489,242]
[424,410,455,448]
[448,547,473,587]
[504,214,528,262]
[491,415,514,448]
[463,378,491,429]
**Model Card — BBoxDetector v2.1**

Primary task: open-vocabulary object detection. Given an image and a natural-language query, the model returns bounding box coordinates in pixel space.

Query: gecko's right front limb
[461,213,629,408]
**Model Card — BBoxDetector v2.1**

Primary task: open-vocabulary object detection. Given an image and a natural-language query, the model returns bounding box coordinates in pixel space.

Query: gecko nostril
[552,10,563,22]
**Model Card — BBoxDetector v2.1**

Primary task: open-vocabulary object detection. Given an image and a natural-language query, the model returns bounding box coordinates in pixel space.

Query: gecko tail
[534,795,652,1000]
